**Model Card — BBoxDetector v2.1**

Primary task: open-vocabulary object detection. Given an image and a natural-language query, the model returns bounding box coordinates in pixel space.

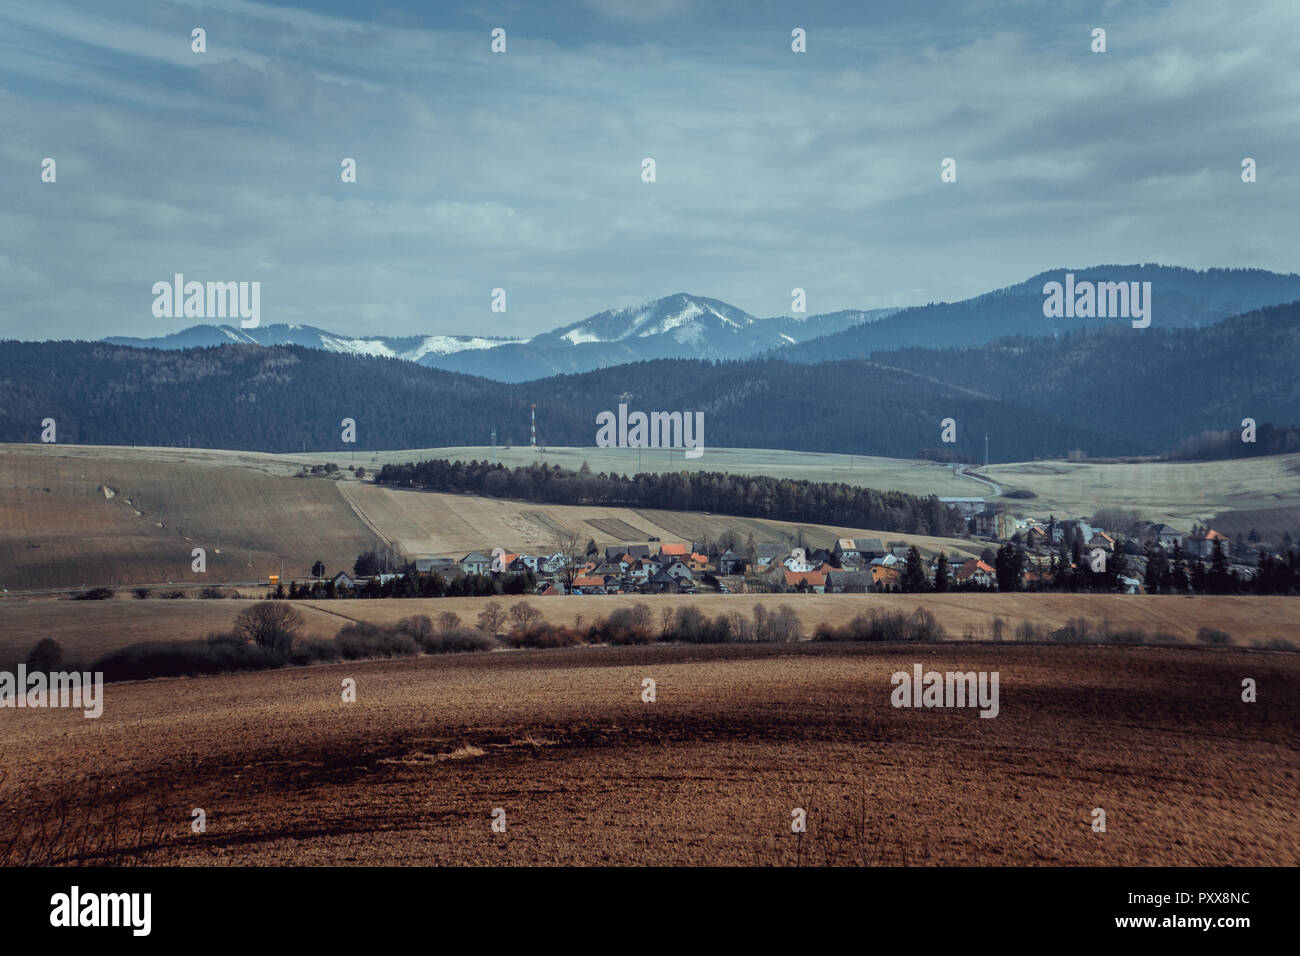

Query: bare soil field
[2,593,1294,668]
[2,643,1295,866]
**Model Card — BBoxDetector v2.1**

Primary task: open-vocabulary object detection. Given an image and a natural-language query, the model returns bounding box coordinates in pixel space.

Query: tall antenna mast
[530,404,537,448]
[984,433,989,468]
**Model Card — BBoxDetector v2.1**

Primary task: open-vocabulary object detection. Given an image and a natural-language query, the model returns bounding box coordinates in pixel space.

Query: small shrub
[1051,618,1090,643]
[425,627,499,653]
[160,590,187,600]
[25,638,64,671]
[1014,621,1044,642]
[1195,627,1232,646]
[333,622,420,660]
[907,606,946,643]
[394,615,434,643]
[1108,629,1147,645]
[72,587,114,601]
[509,624,583,649]
[287,636,339,665]
[133,587,151,600]
[93,635,283,682]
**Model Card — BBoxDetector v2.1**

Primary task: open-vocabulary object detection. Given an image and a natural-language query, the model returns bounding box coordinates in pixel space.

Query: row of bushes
[964,616,1246,647]
[90,614,497,682]
[812,607,947,643]
[25,601,1284,684]
[507,602,806,647]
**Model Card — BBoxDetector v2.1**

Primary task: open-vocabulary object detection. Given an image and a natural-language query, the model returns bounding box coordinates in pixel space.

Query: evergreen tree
[994,542,1023,592]
[1143,548,1162,594]
[1209,538,1232,594]
[934,552,950,592]
[1170,541,1189,593]
[902,546,929,593]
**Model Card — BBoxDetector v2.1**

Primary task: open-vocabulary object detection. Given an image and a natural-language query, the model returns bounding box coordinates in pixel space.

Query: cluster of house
[945,498,1232,560]
[320,512,1238,596]
[324,539,947,595]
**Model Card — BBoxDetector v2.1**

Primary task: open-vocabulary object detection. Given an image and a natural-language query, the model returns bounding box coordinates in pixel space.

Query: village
[312,498,1259,599]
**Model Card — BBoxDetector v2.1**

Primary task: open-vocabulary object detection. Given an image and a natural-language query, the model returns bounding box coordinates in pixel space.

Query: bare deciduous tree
[508,602,543,632]
[234,603,304,654]
[549,528,583,592]
[476,600,506,636]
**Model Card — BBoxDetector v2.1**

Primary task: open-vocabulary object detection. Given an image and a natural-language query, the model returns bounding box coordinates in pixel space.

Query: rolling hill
[4,299,1299,461]
[784,264,1300,363]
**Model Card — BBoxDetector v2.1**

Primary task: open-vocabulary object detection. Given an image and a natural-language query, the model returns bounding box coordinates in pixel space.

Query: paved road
[955,464,1003,497]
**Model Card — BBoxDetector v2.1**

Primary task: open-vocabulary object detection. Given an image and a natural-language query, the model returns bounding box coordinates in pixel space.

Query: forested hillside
[1,300,1296,461]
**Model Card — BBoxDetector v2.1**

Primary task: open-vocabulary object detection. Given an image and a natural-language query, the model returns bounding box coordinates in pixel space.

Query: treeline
[869,303,1300,456]
[278,571,537,600]
[375,458,967,537]
[1162,422,1300,461]
[8,302,1298,461]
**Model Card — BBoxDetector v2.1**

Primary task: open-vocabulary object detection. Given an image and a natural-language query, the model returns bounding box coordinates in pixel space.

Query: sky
[1,0,1297,341]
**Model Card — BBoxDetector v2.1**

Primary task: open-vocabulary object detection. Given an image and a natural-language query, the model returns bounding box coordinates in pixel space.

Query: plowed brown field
[2,643,1296,866]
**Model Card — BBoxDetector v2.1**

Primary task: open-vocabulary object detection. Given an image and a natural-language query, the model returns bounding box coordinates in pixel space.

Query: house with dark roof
[645,569,682,592]
[833,537,885,563]
[1147,524,1185,550]
[752,543,788,569]
[825,570,870,593]
[662,560,693,582]
[415,557,459,576]
[717,549,745,575]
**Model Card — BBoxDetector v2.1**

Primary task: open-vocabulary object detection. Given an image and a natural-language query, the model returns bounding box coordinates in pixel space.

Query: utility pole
[984,433,989,468]
[491,428,497,465]
[530,404,536,448]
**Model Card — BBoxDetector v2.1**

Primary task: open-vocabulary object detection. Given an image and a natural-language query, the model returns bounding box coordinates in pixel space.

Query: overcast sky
[2,0,1297,341]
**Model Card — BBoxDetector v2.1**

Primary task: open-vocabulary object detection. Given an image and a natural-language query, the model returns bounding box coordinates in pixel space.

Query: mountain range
[103,295,896,382]
[5,298,1298,462]
[93,265,1300,382]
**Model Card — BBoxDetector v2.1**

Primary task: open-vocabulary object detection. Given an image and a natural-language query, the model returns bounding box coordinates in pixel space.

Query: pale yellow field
[0,446,981,591]
[339,481,982,561]
[9,441,1297,529]
[5,444,1299,597]
[315,444,1300,527]
[309,444,984,497]
[0,451,375,590]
